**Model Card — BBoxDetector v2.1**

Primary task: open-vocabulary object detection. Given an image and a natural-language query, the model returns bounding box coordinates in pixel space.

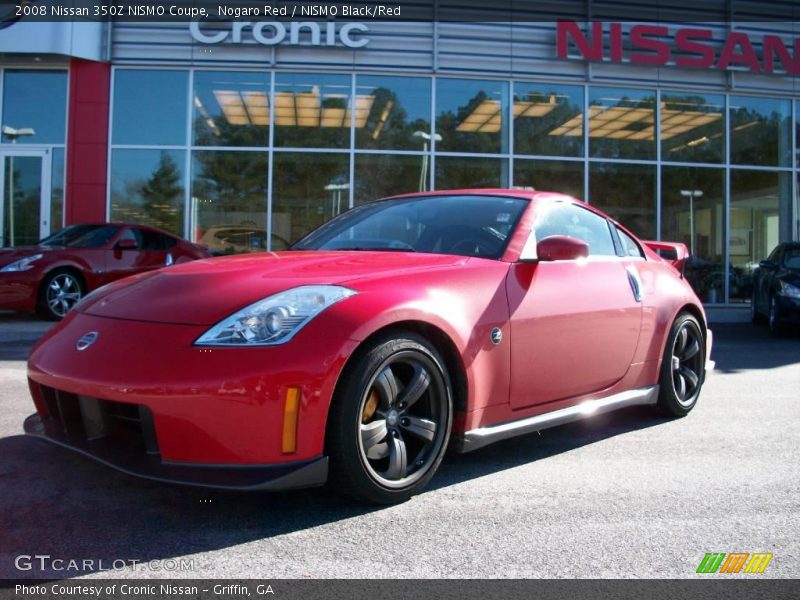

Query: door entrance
[0,148,51,247]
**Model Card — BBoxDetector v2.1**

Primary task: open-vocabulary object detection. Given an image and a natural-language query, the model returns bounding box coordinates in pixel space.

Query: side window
[616,227,644,258]
[160,234,177,250]
[534,202,617,257]
[138,229,167,251]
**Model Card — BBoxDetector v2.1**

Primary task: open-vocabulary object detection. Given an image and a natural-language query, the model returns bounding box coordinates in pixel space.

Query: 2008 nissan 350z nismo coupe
[24,190,714,504]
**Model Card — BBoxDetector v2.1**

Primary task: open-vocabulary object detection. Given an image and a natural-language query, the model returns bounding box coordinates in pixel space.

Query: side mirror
[116,238,138,251]
[759,259,777,270]
[536,235,589,262]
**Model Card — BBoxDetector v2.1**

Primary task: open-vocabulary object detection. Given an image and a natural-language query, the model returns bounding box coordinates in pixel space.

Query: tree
[140,153,183,232]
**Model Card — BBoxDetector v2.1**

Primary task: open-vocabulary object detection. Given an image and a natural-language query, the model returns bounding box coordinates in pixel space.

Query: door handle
[626,265,643,302]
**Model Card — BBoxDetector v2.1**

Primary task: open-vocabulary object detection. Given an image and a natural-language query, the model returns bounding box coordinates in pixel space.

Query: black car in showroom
[751,242,800,334]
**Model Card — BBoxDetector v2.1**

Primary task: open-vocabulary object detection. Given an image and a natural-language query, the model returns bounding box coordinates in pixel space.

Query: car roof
[383,188,588,205]
[62,222,179,237]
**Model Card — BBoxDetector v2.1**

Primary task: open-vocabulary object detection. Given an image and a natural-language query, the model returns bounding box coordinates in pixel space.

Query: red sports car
[24,191,713,504]
[0,223,210,320]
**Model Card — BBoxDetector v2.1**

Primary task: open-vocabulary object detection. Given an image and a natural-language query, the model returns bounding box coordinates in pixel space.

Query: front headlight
[195,285,357,347]
[0,254,43,272]
[778,281,800,299]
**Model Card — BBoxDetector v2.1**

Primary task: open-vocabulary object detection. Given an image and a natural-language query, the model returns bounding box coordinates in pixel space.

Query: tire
[751,290,765,324]
[38,269,85,320]
[656,313,706,418]
[768,296,783,336]
[326,331,453,505]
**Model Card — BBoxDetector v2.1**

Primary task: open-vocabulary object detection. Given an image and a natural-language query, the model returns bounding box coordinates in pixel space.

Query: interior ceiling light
[274,86,374,128]
[456,95,564,133]
[213,89,269,126]
[549,102,722,141]
[371,99,395,140]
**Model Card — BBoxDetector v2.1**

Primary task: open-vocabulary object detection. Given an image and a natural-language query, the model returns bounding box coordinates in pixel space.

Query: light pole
[413,131,441,192]
[680,189,703,256]
[2,125,36,247]
[324,182,350,218]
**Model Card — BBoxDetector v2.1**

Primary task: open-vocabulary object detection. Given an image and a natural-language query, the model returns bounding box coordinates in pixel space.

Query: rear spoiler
[643,241,690,275]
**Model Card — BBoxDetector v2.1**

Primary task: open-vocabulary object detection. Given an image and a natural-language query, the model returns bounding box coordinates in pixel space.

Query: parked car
[0,223,210,320]
[24,191,713,504]
[751,242,800,334]
[199,225,290,255]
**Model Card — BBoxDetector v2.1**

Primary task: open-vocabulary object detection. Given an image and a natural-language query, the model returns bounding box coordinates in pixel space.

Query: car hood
[82,251,470,325]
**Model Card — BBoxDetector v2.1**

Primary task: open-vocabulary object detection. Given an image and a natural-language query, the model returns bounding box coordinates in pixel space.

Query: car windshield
[292,195,528,259]
[784,247,800,270]
[39,225,120,248]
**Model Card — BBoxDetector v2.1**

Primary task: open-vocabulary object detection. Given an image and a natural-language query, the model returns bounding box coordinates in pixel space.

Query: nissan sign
[190,21,369,48]
[557,21,799,76]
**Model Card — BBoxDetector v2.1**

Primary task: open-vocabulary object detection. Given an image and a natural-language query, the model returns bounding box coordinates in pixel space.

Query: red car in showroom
[0,223,210,320]
[24,191,713,504]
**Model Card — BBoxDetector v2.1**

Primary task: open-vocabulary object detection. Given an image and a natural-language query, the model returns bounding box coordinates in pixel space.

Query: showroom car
[751,242,800,334]
[23,190,713,504]
[0,223,210,320]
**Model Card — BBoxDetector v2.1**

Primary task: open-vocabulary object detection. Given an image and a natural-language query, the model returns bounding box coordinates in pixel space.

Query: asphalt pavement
[0,314,798,580]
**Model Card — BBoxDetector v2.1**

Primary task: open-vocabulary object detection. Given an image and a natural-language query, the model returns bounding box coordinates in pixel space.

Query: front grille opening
[38,385,159,457]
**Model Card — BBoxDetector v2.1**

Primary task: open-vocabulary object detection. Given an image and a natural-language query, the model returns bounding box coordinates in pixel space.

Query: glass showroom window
[355,154,428,204]
[110,149,186,234]
[355,75,432,151]
[796,101,800,241]
[193,71,270,147]
[662,167,725,303]
[50,148,65,235]
[2,70,67,144]
[514,83,583,157]
[274,73,352,149]
[435,156,506,190]
[436,78,509,154]
[589,162,656,240]
[729,96,791,167]
[112,70,189,145]
[729,170,792,303]
[588,87,657,160]
[190,151,268,254]
[272,152,349,244]
[514,159,583,199]
[660,93,725,164]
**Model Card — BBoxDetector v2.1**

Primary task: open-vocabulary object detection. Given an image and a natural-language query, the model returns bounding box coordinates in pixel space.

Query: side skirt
[453,385,659,453]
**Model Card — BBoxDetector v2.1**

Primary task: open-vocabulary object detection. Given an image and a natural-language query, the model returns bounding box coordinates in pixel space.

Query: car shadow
[0,406,666,580]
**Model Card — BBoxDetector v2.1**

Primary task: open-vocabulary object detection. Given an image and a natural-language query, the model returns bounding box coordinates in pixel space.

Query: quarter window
[616,227,644,258]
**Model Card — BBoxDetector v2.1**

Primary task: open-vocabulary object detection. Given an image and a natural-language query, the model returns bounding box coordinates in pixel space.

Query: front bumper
[24,413,328,490]
[25,310,360,489]
[0,273,37,312]
[775,296,800,325]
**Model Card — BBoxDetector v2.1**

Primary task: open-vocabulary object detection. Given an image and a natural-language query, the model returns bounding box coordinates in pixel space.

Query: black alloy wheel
[657,313,706,417]
[326,331,452,504]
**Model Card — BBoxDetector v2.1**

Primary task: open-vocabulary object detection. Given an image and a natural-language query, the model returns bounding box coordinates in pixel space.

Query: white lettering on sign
[189,21,369,48]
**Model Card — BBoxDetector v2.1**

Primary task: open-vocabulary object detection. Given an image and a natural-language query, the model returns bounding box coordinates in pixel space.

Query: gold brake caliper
[362,388,379,423]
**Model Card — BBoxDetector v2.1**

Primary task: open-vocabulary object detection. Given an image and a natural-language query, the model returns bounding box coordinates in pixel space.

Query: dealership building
[1,6,799,318]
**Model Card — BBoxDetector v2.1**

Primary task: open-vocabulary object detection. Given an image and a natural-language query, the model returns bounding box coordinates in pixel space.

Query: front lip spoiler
[24,414,328,491]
